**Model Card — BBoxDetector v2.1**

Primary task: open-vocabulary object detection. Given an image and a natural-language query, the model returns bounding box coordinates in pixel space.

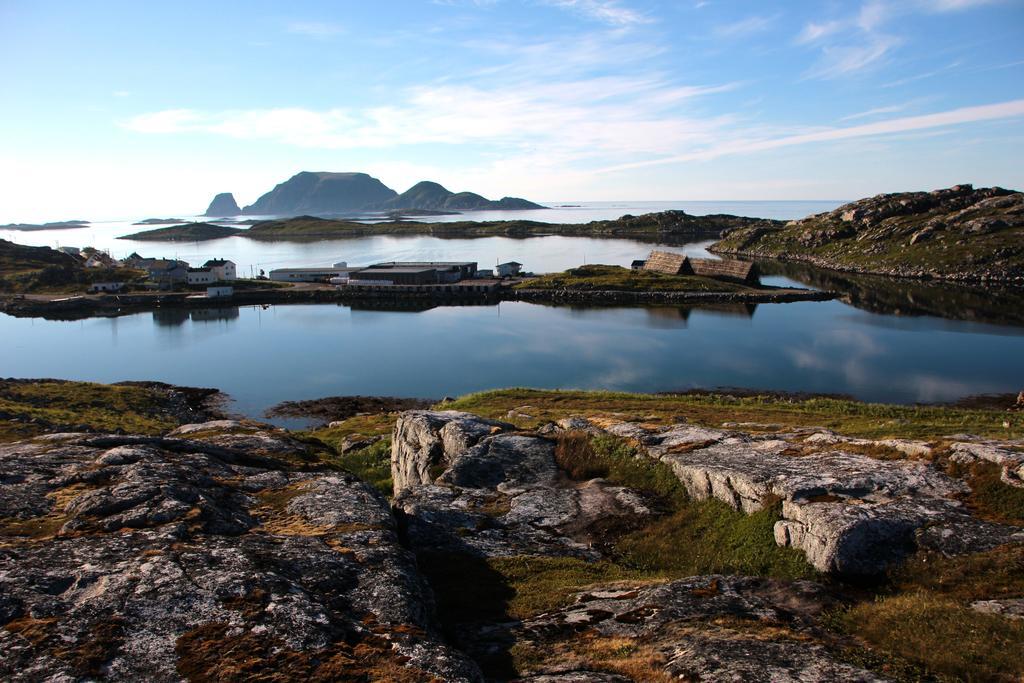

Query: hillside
[119,222,243,241]
[711,184,1024,283]
[241,171,398,215]
[0,239,143,293]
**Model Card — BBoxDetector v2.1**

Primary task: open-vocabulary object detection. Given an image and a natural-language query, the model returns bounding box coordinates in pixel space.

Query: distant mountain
[380,180,543,211]
[204,193,241,217]
[202,172,544,218]
[241,172,397,215]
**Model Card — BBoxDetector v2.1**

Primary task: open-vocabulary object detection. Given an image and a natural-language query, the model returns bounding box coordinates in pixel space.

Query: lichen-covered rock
[513,576,887,682]
[560,417,1024,575]
[391,410,513,494]
[0,424,482,682]
[393,418,653,559]
[949,439,1024,488]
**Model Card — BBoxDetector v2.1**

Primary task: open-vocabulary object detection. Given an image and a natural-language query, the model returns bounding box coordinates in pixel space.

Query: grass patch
[614,499,815,579]
[515,264,749,293]
[308,413,396,443]
[0,379,191,440]
[839,593,1024,682]
[951,461,1024,526]
[892,545,1024,601]
[333,439,393,495]
[444,388,1018,440]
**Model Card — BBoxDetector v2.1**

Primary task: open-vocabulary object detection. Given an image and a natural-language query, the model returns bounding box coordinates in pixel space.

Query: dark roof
[370,261,476,268]
[497,261,522,267]
[356,267,437,274]
[204,259,233,267]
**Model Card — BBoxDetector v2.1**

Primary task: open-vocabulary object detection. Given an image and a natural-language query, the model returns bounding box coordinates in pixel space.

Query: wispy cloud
[839,99,925,121]
[713,14,776,38]
[540,0,651,26]
[123,76,736,159]
[286,21,345,39]
[796,20,843,44]
[598,99,1024,172]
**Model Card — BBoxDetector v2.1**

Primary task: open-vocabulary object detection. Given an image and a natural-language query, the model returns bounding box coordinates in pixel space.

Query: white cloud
[807,33,901,79]
[839,101,918,121]
[123,76,737,159]
[796,20,843,44]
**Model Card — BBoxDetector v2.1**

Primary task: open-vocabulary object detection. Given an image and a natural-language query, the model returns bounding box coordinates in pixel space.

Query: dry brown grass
[174,622,438,682]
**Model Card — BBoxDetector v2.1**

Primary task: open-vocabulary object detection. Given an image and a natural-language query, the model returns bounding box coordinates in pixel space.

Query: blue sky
[1,0,1023,220]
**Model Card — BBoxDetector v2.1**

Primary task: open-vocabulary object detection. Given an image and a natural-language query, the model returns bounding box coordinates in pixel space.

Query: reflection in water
[152,307,241,326]
[757,260,1024,327]
[3,300,1022,419]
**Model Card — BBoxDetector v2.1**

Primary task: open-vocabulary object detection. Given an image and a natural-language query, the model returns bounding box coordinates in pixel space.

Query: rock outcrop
[710,184,1024,283]
[0,423,481,681]
[202,192,241,217]
[570,418,1024,575]
[389,411,893,681]
[392,411,652,559]
[513,576,887,682]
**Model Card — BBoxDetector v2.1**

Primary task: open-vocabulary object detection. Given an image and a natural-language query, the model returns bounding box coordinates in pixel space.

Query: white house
[496,262,523,278]
[89,282,124,293]
[85,252,117,269]
[58,246,81,256]
[204,259,236,281]
[206,286,234,298]
[187,268,215,285]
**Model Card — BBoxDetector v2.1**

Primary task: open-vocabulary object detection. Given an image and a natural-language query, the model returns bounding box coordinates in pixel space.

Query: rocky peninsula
[711,184,1024,284]
[1,380,1022,680]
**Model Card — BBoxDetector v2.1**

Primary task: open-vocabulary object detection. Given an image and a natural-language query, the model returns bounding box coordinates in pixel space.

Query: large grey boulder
[391,410,514,494]
[0,424,482,682]
[392,415,653,559]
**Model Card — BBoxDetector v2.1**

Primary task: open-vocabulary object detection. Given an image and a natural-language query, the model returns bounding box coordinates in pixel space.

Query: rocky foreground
[711,184,1024,283]
[2,408,1023,680]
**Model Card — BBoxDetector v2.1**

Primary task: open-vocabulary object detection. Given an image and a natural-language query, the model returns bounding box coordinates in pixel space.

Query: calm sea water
[4,199,1022,416]
[2,300,1022,419]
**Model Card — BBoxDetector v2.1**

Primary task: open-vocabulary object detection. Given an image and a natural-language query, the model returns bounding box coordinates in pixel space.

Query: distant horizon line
[3,198,860,226]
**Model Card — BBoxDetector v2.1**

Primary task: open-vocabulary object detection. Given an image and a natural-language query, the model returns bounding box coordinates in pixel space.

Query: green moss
[333,439,393,495]
[515,264,749,293]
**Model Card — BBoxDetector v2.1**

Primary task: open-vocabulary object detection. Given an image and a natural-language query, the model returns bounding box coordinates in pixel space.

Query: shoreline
[709,246,1024,285]
[0,283,835,320]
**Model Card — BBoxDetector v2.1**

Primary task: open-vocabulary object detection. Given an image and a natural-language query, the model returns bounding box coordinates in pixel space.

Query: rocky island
[1,379,1022,681]
[711,184,1024,284]
[209,171,544,217]
[203,192,242,217]
[119,222,244,242]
